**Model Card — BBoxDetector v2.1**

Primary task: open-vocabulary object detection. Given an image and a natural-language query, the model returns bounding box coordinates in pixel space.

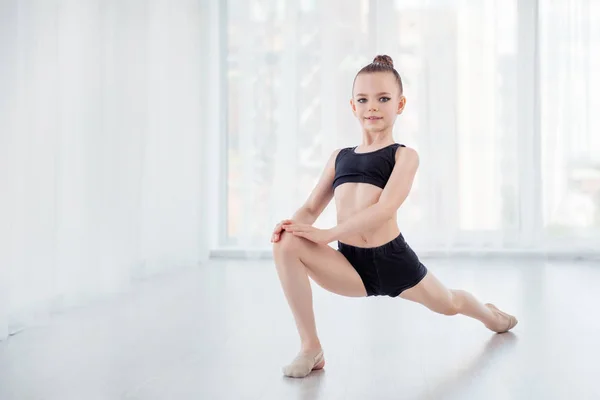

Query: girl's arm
[289,149,341,224]
[330,146,419,240]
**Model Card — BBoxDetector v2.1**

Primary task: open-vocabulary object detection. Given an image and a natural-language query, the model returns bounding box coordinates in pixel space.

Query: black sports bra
[332,143,404,191]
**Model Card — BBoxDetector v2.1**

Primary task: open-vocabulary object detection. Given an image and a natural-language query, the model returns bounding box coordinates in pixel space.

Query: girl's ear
[350,98,357,116]
[397,95,407,115]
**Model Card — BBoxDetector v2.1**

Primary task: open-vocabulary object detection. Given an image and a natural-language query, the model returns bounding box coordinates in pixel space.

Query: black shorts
[337,233,428,297]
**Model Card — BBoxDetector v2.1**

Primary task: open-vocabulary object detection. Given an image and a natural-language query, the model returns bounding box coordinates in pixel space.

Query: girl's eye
[357,97,390,103]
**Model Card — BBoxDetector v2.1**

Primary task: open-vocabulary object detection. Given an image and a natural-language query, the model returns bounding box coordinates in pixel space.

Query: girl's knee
[435,292,459,316]
[272,231,303,258]
[440,303,459,316]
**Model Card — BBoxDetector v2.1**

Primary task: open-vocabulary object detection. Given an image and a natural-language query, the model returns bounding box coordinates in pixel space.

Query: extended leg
[399,272,518,333]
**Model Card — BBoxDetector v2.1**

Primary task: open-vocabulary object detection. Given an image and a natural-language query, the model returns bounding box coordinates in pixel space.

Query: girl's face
[350,72,406,134]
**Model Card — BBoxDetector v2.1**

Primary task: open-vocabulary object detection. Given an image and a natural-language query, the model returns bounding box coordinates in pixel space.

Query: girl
[271,55,518,379]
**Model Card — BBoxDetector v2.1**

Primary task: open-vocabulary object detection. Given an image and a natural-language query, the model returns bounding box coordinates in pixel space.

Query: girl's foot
[282,348,325,378]
[485,303,518,333]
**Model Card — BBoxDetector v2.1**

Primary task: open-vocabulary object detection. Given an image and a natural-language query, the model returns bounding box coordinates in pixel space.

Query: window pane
[540,0,600,237]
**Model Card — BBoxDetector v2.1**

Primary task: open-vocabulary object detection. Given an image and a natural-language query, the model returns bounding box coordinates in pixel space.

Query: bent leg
[272,232,367,377]
[399,271,517,333]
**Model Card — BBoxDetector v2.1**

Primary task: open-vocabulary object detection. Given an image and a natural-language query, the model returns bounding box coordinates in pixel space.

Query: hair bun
[373,55,394,67]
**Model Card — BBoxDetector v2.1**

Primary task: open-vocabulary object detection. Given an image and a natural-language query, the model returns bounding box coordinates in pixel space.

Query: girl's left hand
[282,223,335,245]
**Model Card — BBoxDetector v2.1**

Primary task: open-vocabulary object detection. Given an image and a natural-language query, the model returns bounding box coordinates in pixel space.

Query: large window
[221,0,600,253]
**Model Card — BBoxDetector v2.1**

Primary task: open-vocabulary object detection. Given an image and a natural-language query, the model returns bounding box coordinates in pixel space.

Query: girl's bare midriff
[334,182,400,248]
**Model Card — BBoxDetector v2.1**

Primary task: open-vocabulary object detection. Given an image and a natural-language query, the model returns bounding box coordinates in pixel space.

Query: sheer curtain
[0,0,209,341]
[220,0,600,256]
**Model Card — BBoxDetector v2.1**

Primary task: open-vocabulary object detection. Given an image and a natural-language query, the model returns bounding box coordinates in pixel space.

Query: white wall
[0,0,209,341]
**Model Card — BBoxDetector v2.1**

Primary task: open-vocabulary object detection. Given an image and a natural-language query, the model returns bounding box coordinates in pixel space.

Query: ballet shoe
[282,349,325,378]
[485,303,518,333]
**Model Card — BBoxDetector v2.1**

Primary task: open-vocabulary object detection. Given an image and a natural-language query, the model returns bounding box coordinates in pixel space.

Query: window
[220,0,600,253]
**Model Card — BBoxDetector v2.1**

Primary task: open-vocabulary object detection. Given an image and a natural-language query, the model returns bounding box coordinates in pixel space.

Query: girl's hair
[353,55,403,95]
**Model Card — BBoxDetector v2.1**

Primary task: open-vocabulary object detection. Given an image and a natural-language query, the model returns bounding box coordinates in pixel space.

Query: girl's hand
[282,223,335,245]
[271,219,293,243]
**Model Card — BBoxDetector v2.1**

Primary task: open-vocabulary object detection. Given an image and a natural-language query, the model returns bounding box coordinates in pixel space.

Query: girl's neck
[361,131,394,147]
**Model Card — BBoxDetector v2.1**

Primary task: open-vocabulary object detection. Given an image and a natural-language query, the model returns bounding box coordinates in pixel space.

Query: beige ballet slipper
[282,349,325,378]
[485,303,518,333]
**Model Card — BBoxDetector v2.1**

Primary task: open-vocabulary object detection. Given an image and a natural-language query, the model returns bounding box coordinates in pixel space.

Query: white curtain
[221,0,600,255]
[0,0,209,341]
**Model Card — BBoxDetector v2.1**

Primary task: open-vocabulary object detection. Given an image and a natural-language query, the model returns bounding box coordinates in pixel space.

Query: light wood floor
[1,257,599,400]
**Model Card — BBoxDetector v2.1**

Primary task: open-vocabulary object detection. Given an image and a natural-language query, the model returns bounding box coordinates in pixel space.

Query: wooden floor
[1,257,599,400]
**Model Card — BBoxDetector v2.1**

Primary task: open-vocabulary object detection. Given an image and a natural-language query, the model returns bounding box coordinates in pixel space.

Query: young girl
[271,55,518,379]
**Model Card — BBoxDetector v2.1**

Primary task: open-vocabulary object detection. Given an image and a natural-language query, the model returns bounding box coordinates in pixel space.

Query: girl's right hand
[271,219,293,243]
